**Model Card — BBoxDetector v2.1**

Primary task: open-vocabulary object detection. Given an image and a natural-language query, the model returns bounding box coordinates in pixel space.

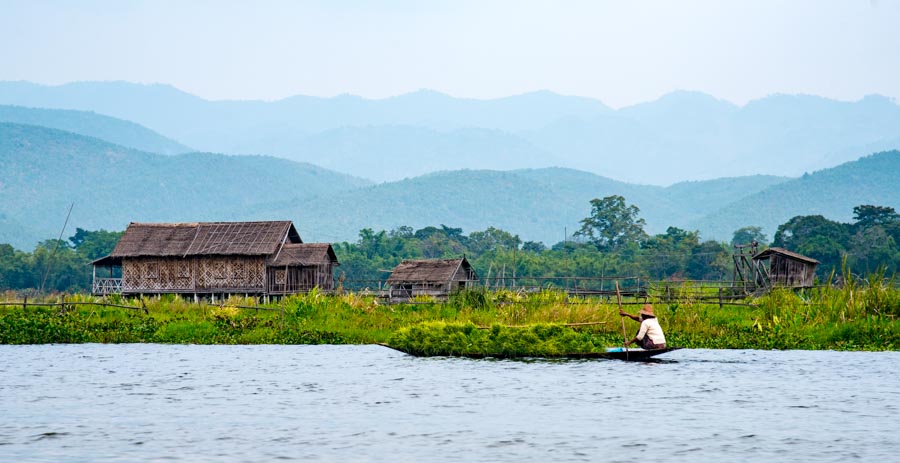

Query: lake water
[1,345,898,462]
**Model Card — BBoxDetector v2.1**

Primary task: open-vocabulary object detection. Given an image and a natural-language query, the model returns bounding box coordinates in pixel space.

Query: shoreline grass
[1,282,897,352]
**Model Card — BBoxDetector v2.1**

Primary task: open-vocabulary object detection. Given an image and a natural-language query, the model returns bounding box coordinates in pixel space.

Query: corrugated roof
[752,247,820,264]
[386,258,474,283]
[268,243,339,266]
[110,221,302,257]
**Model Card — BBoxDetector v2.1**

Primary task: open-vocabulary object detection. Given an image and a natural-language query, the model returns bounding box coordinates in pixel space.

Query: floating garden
[1,274,899,351]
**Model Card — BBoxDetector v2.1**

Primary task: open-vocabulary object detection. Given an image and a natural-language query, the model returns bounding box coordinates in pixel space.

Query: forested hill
[2,121,896,250]
[3,81,900,184]
[0,123,371,248]
[690,150,900,240]
[0,105,192,155]
[250,151,898,244]
[243,169,790,245]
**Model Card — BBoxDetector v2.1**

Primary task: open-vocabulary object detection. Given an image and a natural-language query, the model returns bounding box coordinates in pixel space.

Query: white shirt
[636,318,666,345]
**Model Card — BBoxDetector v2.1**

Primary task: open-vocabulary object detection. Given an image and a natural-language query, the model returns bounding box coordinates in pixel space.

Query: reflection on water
[1,345,898,462]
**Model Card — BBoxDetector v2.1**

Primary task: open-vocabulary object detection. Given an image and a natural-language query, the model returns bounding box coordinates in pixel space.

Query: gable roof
[752,247,820,265]
[109,221,302,257]
[386,258,476,283]
[268,243,339,266]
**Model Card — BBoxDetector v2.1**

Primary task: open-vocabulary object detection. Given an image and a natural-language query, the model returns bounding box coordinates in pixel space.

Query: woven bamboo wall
[122,256,266,293]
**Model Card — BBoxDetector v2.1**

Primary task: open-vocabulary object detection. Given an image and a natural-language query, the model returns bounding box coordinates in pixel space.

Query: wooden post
[718,287,723,309]
[615,281,629,360]
[512,245,517,288]
[23,296,27,310]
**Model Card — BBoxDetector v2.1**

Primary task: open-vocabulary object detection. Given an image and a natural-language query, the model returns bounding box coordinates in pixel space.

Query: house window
[144,262,159,279]
[178,261,190,278]
[213,262,226,279]
[275,270,286,285]
[233,262,245,279]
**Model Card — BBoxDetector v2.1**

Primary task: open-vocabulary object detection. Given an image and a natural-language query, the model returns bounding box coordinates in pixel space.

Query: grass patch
[1,277,898,351]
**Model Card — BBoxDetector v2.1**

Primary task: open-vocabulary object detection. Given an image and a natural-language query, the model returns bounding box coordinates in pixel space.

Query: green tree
[32,239,89,292]
[852,205,899,229]
[70,228,123,260]
[847,226,899,274]
[468,227,521,257]
[773,215,851,273]
[731,226,768,247]
[0,243,30,290]
[575,195,648,251]
[522,241,546,253]
[641,227,699,279]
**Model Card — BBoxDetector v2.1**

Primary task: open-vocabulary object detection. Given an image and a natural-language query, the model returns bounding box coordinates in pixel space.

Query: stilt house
[91,221,339,298]
[385,257,478,299]
[752,247,818,288]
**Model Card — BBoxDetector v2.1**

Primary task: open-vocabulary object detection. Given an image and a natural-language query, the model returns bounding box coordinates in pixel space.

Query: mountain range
[2,119,897,251]
[0,123,368,249]
[0,104,192,155]
[2,81,899,184]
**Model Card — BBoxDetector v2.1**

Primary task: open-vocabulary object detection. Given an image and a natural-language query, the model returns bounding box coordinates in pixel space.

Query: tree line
[334,197,899,286]
[1,198,897,293]
[0,229,123,294]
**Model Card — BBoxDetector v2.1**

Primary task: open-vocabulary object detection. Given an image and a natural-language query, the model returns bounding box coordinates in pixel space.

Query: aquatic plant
[388,321,609,357]
[0,265,897,351]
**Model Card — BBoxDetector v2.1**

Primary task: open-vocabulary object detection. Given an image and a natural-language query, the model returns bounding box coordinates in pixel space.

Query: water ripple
[1,345,898,462]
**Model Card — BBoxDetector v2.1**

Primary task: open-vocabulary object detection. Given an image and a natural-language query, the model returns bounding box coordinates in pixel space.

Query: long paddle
[615,281,629,360]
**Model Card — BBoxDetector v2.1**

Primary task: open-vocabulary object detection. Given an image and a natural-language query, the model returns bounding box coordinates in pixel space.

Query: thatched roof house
[752,247,819,288]
[92,221,338,297]
[386,257,478,299]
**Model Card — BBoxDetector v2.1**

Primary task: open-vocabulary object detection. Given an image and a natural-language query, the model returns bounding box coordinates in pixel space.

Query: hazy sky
[1,0,898,107]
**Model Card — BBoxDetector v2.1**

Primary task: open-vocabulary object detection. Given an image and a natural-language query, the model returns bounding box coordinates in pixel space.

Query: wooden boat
[379,344,680,361]
[591,347,681,361]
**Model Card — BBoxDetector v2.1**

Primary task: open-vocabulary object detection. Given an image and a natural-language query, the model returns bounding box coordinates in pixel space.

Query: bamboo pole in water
[616,281,629,360]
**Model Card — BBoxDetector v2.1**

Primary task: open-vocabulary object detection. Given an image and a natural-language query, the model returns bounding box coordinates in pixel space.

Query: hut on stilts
[385,257,478,301]
[91,221,338,301]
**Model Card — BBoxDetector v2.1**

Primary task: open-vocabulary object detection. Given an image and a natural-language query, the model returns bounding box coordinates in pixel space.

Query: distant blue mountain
[1,81,899,185]
[0,104,191,154]
[0,123,370,249]
[3,120,895,248]
[689,150,900,241]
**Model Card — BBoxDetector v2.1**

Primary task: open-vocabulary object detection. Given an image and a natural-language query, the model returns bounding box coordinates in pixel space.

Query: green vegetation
[335,201,898,287]
[773,205,900,275]
[2,199,898,295]
[694,151,900,241]
[2,275,897,352]
[0,229,122,292]
[0,123,370,249]
[389,322,615,357]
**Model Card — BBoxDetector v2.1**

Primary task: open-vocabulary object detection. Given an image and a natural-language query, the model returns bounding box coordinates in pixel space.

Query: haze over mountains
[1,80,899,250]
[0,104,192,155]
[2,119,898,251]
[2,81,900,184]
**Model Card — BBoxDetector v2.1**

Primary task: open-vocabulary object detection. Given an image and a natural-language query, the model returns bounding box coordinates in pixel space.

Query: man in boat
[620,304,667,349]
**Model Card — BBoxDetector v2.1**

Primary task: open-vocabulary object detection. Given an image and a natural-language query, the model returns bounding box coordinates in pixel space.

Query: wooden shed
[267,243,339,295]
[386,257,478,300]
[752,247,819,289]
[91,221,339,298]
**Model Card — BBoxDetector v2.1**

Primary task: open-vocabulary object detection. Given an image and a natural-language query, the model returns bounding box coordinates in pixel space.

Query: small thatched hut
[92,221,339,298]
[752,247,819,288]
[386,257,478,299]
